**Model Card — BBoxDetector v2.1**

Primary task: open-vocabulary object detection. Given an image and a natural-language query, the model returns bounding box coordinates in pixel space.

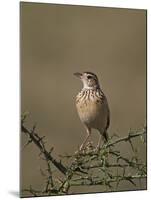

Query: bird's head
[74,71,100,89]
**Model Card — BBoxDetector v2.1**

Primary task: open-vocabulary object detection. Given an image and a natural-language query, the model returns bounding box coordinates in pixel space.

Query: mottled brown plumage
[74,72,110,150]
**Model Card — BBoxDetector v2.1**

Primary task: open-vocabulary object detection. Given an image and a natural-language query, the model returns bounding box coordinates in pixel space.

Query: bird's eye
[87,75,92,79]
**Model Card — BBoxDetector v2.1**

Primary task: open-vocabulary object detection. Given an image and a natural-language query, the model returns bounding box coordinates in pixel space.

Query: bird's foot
[75,145,85,155]
[79,144,85,151]
[75,141,95,155]
[85,141,94,152]
[94,144,101,153]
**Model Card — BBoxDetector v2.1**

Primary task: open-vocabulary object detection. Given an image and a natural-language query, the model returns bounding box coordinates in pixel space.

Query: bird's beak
[74,72,82,79]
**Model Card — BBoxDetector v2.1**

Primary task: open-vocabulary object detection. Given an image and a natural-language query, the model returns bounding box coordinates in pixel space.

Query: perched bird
[74,71,110,150]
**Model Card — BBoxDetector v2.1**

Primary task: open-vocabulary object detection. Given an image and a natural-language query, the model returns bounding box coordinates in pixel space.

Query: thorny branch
[21,114,147,197]
[21,124,67,175]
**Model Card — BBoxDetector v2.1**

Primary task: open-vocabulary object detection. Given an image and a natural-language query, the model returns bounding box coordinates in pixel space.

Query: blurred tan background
[20,2,146,195]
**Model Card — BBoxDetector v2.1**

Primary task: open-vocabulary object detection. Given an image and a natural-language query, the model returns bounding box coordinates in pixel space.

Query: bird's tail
[103,131,108,142]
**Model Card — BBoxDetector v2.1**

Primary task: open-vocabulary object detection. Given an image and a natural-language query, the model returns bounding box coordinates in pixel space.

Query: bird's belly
[76,100,107,129]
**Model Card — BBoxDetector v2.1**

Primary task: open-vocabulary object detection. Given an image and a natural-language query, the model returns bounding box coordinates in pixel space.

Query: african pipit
[74,72,110,150]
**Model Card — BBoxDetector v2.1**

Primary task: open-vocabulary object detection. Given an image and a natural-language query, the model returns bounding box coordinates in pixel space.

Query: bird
[74,71,110,151]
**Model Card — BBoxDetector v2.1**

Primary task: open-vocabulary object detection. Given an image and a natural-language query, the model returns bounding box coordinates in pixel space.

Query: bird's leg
[79,127,91,151]
[96,134,102,151]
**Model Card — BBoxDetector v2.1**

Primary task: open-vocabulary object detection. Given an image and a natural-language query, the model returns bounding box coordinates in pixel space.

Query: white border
[0,0,150,199]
